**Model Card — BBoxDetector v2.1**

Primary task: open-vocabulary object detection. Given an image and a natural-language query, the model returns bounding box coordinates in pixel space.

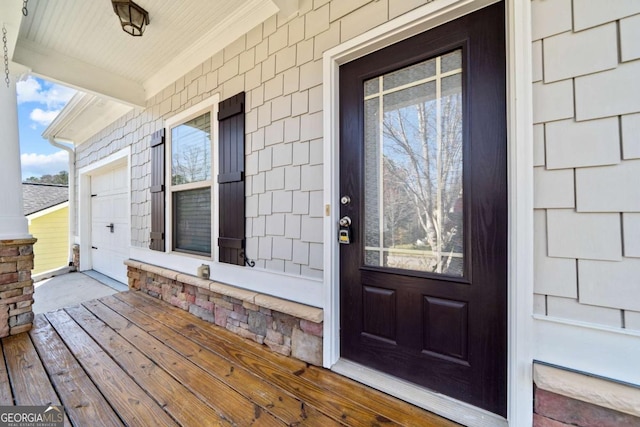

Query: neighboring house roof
[22,183,69,216]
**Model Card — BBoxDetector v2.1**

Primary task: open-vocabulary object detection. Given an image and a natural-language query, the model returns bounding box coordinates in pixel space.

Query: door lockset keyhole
[339,216,351,227]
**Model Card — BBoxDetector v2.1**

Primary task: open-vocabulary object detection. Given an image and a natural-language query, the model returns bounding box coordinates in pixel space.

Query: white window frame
[165,95,220,261]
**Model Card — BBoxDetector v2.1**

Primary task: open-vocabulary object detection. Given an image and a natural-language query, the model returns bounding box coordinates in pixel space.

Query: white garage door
[91,165,129,284]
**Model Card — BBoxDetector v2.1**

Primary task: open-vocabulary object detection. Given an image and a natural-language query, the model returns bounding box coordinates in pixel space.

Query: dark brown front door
[339,2,507,416]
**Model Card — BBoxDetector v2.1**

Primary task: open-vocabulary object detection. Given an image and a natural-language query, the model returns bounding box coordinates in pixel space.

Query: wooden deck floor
[0,291,459,426]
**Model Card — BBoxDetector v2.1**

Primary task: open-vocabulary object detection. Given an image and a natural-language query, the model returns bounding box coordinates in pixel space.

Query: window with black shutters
[168,110,214,256]
[154,93,245,264]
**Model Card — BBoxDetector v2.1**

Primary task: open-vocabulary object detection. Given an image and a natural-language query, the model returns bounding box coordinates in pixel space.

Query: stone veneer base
[0,238,37,338]
[533,363,640,427]
[126,260,324,366]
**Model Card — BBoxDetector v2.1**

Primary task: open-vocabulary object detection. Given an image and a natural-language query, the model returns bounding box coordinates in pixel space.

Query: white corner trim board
[533,316,640,386]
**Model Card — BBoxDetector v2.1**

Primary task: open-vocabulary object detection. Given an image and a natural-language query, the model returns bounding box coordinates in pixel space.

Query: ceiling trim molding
[143,0,279,98]
[13,39,147,106]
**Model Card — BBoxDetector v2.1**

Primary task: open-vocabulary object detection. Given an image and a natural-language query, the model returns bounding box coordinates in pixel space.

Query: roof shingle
[22,183,69,216]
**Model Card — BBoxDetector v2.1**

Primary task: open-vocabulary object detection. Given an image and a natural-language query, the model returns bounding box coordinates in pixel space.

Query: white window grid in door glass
[363,50,464,276]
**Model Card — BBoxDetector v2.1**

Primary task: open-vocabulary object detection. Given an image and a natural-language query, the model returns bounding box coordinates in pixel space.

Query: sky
[16,76,76,179]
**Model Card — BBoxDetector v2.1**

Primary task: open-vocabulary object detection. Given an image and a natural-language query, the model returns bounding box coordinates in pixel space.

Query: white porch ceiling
[9,0,283,106]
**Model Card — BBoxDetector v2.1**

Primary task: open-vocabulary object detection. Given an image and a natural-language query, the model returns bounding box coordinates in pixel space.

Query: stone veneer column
[0,239,36,337]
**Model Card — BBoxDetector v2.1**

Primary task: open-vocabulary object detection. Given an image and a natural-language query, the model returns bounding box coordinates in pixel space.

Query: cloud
[21,151,69,179]
[17,77,75,108]
[29,108,61,126]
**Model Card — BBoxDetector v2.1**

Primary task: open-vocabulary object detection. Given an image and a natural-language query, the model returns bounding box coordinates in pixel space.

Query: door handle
[106,223,114,233]
[338,216,352,244]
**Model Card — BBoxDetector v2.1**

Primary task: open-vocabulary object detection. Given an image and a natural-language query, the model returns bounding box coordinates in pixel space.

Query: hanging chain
[2,26,9,88]
[22,0,29,16]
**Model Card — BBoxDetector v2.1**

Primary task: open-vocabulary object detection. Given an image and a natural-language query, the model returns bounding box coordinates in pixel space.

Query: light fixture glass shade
[112,0,149,36]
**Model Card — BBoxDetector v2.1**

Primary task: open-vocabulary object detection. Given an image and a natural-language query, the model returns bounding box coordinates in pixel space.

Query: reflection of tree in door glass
[364,50,464,276]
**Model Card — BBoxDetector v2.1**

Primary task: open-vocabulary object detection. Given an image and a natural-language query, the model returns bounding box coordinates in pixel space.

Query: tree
[381,78,464,275]
[25,170,69,185]
[382,157,414,248]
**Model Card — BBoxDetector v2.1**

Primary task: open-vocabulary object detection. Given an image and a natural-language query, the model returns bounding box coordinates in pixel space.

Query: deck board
[0,341,14,405]
[46,309,178,427]
[65,305,242,427]
[2,332,71,426]
[116,291,455,426]
[3,333,60,406]
[94,296,340,427]
[115,292,460,427]
[29,315,124,427]
[0,291,460,427]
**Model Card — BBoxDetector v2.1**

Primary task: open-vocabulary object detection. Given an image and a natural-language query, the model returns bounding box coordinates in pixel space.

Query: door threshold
[83,270,129,292]
[331,359,507,427]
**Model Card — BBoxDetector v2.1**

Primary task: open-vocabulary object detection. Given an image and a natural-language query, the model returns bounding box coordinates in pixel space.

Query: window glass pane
[173,188,211,254]
[364,49,464,276]
[171,112,211,185]
[364,78,380,97]
[441,50,462,73]
[364,98,380,248]
[383,58,436,91]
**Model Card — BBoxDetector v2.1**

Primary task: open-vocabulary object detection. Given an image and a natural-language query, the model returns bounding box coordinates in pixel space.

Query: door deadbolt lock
[340,195,351,205]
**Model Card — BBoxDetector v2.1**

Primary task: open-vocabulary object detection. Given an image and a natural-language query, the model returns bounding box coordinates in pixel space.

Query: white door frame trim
[321,0,533,425]
[78,147,131,276]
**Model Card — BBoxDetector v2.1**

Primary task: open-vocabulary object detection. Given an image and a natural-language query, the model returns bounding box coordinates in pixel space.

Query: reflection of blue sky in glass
[171,113,211,185]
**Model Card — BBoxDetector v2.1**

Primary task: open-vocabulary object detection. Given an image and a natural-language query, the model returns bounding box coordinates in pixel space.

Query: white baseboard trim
[331,359,507,427]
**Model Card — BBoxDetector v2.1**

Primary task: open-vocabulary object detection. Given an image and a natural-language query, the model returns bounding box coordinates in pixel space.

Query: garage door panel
[91,164,129,284]
[112,168,128,192]
[91,172,111,194]
[92,197,114,220]
[111,194,128,223]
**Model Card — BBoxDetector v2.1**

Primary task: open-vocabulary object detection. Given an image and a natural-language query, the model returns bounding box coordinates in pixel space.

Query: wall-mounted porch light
[111,0,149,37]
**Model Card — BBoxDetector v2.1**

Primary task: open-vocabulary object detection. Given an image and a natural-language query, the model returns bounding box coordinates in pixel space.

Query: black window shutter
[218,92,245,265]
[150,129,165,251]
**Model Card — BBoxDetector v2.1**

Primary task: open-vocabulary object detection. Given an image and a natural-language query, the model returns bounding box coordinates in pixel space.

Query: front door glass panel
[363,50,464,276]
